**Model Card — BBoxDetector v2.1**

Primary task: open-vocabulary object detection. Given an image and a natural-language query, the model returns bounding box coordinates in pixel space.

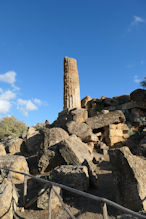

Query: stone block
[37,186,61,210]
[50,165,89,191]
[8,138,23,154]
[0,178,18,219]
[0,155,29,183]
[58,135,93,166]
[109,147,146,211]
[86,110,125,130]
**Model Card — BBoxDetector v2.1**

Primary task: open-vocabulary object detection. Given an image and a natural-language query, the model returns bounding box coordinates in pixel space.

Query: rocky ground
[0,88,146,219]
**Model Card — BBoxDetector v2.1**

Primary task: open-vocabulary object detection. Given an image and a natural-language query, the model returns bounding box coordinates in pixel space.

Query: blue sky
[0,0,146,126]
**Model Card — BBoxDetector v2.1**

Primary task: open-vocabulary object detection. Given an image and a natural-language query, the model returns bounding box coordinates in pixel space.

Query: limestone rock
[88,161,112,190]
[130,89,146,102]
[86,110,125,130]
[70,108,88,122]
[66,121,93,142]
[94,142,108,155]
[0,143,6,156]
[8,138,23,154]
[0,178,18,219]
[104,123,129,146]
[37,186,61,210]
[137,136,146,157]
[52,108,88,129]
[26,127,43,154]
[26,155,39,175]
[113,95,130,105]
[38,147,66,173]
[109,146,146,211]
[58,135,93,166]
[64,57,81,109]
[130,108,146,126]
[50,165,89,191]
[43,127,69,151]
[81,96,92,108]
[0,155,29,183]
[83,134,98,143]
[103,95,130,106]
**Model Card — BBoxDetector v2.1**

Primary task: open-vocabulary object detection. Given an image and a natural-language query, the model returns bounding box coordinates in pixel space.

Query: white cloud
[134,75,141,84]
[131,16,145,26]
[0,88,3,93]
[0,100,11,114]
[128,16,145,32]
[0,71,16,85]
[0,90,16,100]
[0,90,16,114]
[17,99,38,116]
[33,98,42,105]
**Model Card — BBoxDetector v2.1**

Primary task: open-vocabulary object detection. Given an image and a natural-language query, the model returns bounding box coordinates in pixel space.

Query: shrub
[0,116,27,140]
[96,103,104,112]
[140,77,146,88]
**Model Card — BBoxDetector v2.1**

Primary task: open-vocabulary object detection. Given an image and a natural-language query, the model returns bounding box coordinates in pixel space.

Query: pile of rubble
[0,88,145,218]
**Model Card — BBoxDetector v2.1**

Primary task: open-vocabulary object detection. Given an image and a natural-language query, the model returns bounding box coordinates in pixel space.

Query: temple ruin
[63,57,81,109]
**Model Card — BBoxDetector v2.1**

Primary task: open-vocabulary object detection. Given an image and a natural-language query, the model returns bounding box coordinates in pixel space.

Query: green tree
[0,116,27,140]
[140,77,146,88]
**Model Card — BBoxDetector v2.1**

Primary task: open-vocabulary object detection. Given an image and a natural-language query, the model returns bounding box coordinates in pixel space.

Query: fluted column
[64,57,81,109]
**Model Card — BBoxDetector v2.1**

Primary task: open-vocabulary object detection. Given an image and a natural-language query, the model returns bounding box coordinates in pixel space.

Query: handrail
[0,167,146,219]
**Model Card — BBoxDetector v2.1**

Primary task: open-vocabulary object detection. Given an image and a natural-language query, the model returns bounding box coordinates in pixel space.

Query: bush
[140,77,146,88]
[0,116,27,140]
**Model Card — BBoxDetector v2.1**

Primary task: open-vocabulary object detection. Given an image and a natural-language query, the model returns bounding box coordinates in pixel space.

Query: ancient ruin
[64,57,81,109]
[0,57,146,218]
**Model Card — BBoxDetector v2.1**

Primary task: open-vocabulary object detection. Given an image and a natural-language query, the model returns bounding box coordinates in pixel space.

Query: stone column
[64,57,81,109]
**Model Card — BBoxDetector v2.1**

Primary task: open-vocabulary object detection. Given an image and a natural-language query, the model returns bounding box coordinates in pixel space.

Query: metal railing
[0,167,146,219]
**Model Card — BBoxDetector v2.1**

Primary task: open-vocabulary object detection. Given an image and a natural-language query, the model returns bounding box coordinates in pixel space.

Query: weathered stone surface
[86,110,125,129]
[130,108,146,126]
[104,123,129,146]
[37,186,61,210]
[50,165,89,191]
[58,135,93,165]
[83,134,98,143]
[113,95,130,105]
[88,161,112,189]
[43,127,69,151]
[66,121,93,142]
[94,142,108,155]
[64,57,81,109]
[81,96,92,108]
[38,147,66,173]
[109,147,146,211]
[26,155,39,175]
[106,101,146,111]
[87,142,95,152]
[103,95,130,106]
[0,143,6,156]
[0,178,18,219]
[70,108,88,122]
[0,155,29,183]
[26,127,43,154]
[52,108,88,129]
[137,136,146,157]
[101,109,109,114]
[8,138,23,154]
[130,89,146,102]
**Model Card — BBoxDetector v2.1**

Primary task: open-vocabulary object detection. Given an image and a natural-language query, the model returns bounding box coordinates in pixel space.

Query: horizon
[0,0,146,126]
